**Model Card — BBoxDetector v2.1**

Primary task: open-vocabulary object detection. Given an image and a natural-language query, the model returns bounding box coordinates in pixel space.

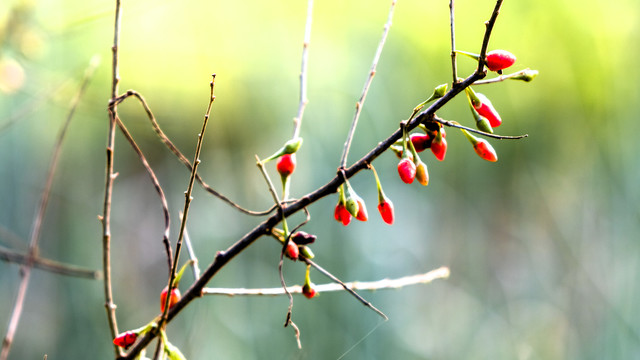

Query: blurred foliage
[1,0,639,359]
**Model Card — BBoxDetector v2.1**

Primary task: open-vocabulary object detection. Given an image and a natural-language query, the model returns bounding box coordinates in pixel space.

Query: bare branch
[291,0,314,139]
[339,0,398,169]
[0,246,101,279]
[1,56,98,360]
[202,267,449,296]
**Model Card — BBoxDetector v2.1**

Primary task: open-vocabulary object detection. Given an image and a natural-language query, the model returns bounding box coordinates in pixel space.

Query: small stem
[292,0,314,139]
[433,116,528,140]
[0,246,101,279]
[180,212,201,280]
[304,258,388,320]
[472,68,535,85]
[201,267,450,296]
[477,0,504,73]
[449,0,458,84]
[160,75,216,327]
[339,0,398,169]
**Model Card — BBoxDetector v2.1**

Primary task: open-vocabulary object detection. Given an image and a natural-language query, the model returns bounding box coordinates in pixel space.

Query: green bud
[476,117,493,134]
[299,245,315,259]
[433,83,448,98]
[261,137,303,163]
[511,69,538,82]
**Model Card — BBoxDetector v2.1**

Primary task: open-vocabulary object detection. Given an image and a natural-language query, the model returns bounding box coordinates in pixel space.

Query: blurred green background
[1,0,639,359]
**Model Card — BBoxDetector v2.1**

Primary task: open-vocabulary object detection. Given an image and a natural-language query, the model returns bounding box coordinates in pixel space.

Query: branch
[433,116,528,140]
[111,90,275,216]
[449,0,458,84]
[339,0,397,169]
[121,3,508,358]
[1,56,98,360]
[201,267,450,296]
[291,0,314,139]
[101,0,124,355]
[0,246,101,279]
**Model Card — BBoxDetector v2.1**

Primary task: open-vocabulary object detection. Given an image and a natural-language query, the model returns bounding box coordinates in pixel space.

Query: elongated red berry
[377,199,394,225]
[430,135,447,161]
[410,133,431,152]
[473,138,498,162]
[474,93,502,127]
[334,202,351,226]
[355,198,368,221]
[397,158,416,184]
[113,331,138,349]
[285,241,299,260]
[302,283,317,299]
[415,160,429,186]
[276,154,296,177]
[486,50,516,72]
[160,286,181,313]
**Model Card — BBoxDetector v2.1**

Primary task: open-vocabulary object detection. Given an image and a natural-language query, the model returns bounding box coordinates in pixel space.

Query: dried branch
[339,0,398,169]
[291,0,314,139]
[159,75,216,329]
[101,0,124,355]
[1,57,98,360]
[0,246,101,279]
[449,0,458,84]
[113,116,173,273]
[202,266,450,296]
[111,90,275,216]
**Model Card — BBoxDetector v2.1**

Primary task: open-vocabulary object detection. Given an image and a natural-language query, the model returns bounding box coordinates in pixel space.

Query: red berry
[485,50,516,72]
[430,136,447,161]
[276,154,296,177]
[397,158,416,184]
[377,199,394,225]
[160,286,181,313]
[302,283,317,299]
[285,241,299,260]
[113,331,138,349]
[410,133,431,152]
[473,93,502,127]
[355,198,368,222]
[334,202,351,226]
[473,138,498,162]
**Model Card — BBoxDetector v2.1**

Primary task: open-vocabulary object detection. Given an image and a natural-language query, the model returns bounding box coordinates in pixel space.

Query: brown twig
[449,0,458,84]
[291,0,314,140]
[339,0,398,169]
[111,90,275,216]
[0,245,101,279]
[433,116,528,140]
[472,68,536,85]
[201,266,450,296]
[113,116,173,273]
[159,75,216,330]
[102,0,123,356]
[0,57,98,360]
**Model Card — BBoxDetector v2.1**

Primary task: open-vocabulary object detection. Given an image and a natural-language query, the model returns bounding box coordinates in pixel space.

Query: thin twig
[111,90,275,216]
[0,246,101,279]
[255,156,301,347]
[202,266,450,296]
[159,75,216,329]
[476,0,504,73]
[180,212,201,280]
[291,0,314,139]
[472,68,535,85]
[339,0,397,169]
[0,57,98,360]
[114,117,173,273]
[449,0,458,84]
[102,0,124,355]
[433,116,528,140]
[304,259,388,320]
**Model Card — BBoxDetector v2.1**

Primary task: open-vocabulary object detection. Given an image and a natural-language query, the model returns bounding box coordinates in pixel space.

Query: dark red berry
[160,286,181,313]
[377,200,394,225]
[276,154,296,177]
[486,50,516,72]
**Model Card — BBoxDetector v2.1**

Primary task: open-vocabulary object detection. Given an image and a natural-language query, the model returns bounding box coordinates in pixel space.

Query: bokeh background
[1,0,639,359]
